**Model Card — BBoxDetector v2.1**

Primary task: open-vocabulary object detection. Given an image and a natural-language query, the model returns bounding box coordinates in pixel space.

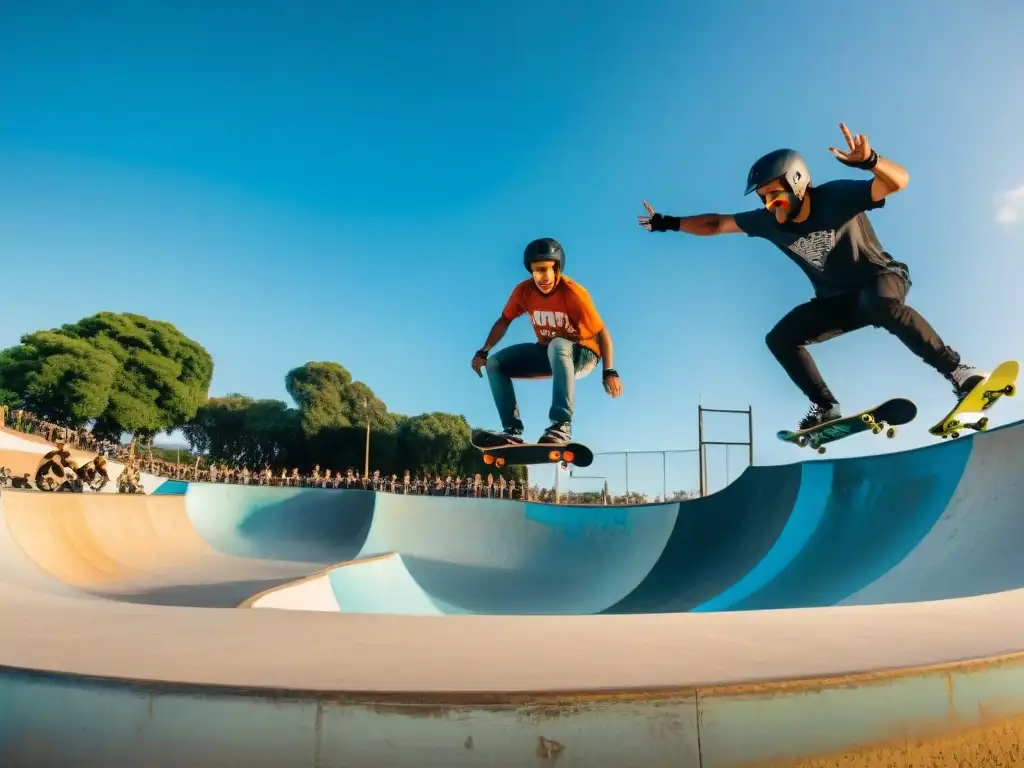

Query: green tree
[183,394,302,468]
[0,312,213,441]
[397,411,474,476]
[172,359,521,484]
[284,362,395,436]
[0,331,119,424]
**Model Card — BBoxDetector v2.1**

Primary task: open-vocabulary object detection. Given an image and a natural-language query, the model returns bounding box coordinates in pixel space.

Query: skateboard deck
[777,397,918,455]
[928,360,1018,439]
[471,430,594,469]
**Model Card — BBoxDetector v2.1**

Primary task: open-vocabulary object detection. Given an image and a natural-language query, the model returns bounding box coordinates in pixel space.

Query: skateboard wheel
[563,450,575,463]
[560,461,568,470]
[1007,384,1016,397]
[886,427,897,438]
[483,454,494,465]
[547,450,562,461]
[951,432,960,440]
[797,436,808,447]
[871,425,882,435]
[495,457,506,467]
[860,414,873,424]
[816,446,826,454]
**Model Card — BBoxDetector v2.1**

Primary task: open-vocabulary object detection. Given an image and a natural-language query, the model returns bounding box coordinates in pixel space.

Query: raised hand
[828,122,872,165]
[637,199,657,231]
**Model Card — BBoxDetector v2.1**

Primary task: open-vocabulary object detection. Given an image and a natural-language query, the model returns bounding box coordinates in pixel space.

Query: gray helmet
[523,237,564,273]
[744,149,811,197]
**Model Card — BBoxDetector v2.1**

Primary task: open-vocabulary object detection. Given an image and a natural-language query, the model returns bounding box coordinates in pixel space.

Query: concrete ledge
[3,652,1023,766]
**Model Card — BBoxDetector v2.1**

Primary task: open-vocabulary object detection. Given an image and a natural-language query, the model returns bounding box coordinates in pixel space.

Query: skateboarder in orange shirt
[471,238,623,445]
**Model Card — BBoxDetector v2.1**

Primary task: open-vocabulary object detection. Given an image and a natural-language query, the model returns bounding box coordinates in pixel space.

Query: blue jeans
[484,338,599,432]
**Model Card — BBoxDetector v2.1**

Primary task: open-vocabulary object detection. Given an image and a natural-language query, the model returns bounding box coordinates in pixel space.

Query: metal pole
[362,398,371,477]
[698,406,706,497]
[662,451,667,501]
[696,409,704,499]
[748,405,754,466]
[625,453,630,500]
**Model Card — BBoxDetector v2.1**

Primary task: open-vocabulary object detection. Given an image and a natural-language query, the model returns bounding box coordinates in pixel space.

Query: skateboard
[471,430,594,469]
[928,360,1018,439]
[777,397,918,455]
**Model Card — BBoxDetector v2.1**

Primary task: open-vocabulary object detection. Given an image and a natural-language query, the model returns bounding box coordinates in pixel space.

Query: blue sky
[1,1,1022,496]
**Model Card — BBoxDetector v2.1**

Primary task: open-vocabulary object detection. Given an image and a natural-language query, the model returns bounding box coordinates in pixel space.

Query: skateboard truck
[860,412,898,439]
[939,382,1016,440]
[983,383,1016,408]
[797,413,898,455]
[550,448,576,469]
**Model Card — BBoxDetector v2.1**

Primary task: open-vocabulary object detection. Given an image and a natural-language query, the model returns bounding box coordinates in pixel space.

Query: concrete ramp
[4,418,1024,616]
[4,420,1024,764]
[355,492,679,614]
[244,554,455,615]
[0,492,331,607]
[182,482,374,563]
[164,416,1024,616]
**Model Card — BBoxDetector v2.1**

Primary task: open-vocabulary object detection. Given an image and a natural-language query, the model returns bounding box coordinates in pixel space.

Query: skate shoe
[497,427,524,445]
[538,421,571,444]
[945,364,988,401]
[798,402,842,431]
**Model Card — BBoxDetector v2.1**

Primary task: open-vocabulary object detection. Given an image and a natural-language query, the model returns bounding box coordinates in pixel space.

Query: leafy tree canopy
[1,316,523,481]
[0,312,212,440]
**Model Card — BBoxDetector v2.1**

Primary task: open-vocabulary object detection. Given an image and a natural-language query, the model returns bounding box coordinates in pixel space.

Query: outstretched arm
[478,317,511,353]
[638,201,742,236]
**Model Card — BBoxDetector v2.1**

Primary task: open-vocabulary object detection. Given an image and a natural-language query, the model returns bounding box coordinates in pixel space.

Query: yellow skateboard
[928,360,1018,439]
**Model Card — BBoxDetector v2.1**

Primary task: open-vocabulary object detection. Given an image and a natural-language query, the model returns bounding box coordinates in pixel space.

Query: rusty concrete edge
[5,649,1024,708]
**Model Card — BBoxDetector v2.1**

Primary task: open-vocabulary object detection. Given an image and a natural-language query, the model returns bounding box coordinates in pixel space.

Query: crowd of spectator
[0,409,599,502]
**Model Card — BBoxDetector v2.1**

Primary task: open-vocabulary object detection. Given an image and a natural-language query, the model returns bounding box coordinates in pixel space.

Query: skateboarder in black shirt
[638,122,988,431]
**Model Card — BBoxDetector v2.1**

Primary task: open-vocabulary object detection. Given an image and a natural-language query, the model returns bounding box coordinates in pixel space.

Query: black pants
[765,272,961,406]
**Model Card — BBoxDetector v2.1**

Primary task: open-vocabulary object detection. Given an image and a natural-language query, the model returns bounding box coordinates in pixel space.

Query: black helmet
[745,149,811,197]
[523,238,564,273]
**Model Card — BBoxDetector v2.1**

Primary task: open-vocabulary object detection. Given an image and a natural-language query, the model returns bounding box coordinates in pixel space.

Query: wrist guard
[602,368,619,380]
[475,349,488,359]
[648,213,682,232]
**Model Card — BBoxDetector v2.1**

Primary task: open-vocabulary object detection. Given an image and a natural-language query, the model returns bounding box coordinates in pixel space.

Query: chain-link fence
[528,405,755,505]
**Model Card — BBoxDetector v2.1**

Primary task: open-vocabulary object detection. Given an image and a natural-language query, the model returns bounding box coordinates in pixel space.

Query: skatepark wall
[5,420,1024,763]
[55,413,1009,617]
[3,416,1022,616]
[237,416,1023,616]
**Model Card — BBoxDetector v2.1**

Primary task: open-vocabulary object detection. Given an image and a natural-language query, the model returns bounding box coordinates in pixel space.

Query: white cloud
[995,185,1024,226]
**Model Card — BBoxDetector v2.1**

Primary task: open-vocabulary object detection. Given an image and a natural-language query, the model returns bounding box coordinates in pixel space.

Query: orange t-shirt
[501,275,604,356]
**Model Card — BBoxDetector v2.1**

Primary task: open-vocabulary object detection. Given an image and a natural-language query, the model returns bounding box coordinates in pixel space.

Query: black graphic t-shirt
[733,179,906,297]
